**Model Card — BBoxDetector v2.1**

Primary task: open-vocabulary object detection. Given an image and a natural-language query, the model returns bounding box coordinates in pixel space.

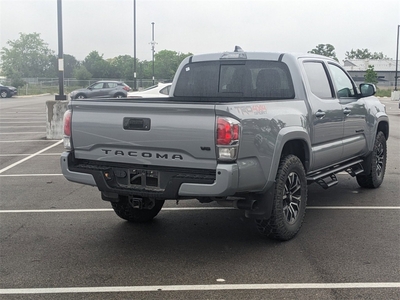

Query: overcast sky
[1,0,399,63]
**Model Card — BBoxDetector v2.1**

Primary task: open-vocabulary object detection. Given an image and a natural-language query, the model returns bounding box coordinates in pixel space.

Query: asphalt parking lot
[0,95,399,299]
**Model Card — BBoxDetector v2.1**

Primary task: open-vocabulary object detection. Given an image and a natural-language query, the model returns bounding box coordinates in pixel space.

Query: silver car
[69,81,131,100]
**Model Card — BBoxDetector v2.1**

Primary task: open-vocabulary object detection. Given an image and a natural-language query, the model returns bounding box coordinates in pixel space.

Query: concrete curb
[15,93,52,98]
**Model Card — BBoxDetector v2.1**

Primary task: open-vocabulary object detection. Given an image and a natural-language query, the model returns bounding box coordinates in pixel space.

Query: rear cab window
[173,60,295,101]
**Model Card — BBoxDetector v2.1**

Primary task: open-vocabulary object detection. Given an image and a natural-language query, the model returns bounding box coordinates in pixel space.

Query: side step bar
[307,159,364,189]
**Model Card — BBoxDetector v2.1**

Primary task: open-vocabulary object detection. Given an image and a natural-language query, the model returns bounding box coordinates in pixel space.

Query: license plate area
[129,169,159,188]
[107,167,162,191]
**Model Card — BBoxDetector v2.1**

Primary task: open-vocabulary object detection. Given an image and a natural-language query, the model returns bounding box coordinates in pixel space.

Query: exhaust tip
[235,200,258,211]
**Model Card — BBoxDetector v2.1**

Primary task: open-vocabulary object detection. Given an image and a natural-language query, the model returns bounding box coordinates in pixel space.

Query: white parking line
[0,153,60,156]
[0,140,62,174]
[0,132,45,134]
[0,121,45,124]
[1,282,399,294]
[0,172,354,177]
[0,174,63,177]
[0,206,399,213]
[0,126,45,128]
[2,111,45,113]
[0,118,45,120]
[0,140,56,142]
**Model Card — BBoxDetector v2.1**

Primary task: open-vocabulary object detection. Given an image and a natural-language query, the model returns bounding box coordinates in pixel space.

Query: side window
[327,64,355,98]
[160,86,170,95]
[108,82,117,88]
[92,83,104,89]
[303,62,333,99]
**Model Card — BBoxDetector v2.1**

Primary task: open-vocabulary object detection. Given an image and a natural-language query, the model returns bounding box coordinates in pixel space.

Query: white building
[343,59,400,87]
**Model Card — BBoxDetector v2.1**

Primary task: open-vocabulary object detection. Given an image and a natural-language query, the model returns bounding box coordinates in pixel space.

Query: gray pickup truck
[61,48,389,240]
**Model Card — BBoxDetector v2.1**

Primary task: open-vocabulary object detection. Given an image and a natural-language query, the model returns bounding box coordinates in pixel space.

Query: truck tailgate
[70,99,217,170]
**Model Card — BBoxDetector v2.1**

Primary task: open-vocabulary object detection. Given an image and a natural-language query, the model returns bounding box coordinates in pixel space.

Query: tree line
[1,33,389,88]
[0,33,192,88]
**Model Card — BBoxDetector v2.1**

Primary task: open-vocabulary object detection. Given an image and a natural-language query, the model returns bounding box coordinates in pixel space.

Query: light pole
[151,22,155,85]
[395,25,399,91]
[56,0,66,100]
[133,0,137,91]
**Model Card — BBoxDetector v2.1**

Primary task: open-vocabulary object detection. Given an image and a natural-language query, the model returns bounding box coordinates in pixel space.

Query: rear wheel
[114,93,125,98]
[255,155,307,241]
[111,197,164,223]
[0,90,9,98]
[356,131,387,188]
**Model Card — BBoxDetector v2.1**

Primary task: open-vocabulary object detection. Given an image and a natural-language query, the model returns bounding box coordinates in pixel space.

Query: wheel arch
[281,139,310,171]
[113,92,126,98]
[377,120,389,140]
[266,127,311,187]
[75,93,86,99]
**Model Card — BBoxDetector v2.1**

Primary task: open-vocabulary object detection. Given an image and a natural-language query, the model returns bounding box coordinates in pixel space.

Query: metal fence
[5,77,398,95]
[11,78,164,95]
[22,78,159,88]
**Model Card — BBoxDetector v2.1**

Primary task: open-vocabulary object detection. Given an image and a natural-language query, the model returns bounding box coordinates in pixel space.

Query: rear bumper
[178,164,238,196]
[60,151,265,198]
[60,152,96,186]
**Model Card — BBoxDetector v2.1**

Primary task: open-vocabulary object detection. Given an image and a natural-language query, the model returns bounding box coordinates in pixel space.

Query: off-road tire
[356,131,387,188]
[111,197,165,223]
[255,155,307,241]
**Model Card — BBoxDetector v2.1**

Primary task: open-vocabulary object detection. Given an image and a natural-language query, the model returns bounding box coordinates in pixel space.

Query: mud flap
[244,183,275,220]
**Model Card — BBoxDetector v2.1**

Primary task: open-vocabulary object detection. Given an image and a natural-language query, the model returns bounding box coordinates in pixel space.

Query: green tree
[0,32,55,78]
[49,54,80,78]
[108,55,137,80]
[83,51,111,78]
[364,65,378,85]
[308,44,338,61]
[345,49,390,60]
[154,50,192,80]
[139,60,153,81]
[73,65,92,87]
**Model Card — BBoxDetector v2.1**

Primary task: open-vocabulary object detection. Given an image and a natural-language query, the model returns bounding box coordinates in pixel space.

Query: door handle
[315,110,325,118]
[343,108,351,115]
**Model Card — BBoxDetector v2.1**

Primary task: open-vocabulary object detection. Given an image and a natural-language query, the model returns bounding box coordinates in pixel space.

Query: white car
[127,82,171,98]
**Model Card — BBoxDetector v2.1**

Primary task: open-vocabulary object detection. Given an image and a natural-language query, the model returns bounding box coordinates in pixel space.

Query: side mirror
[359,83,376,97]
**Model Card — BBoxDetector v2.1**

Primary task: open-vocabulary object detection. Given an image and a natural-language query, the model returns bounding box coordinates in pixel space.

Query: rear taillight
[123,86,131,91]
[217,117,239,145]
[63,110,72,150]
[216,116,240,161]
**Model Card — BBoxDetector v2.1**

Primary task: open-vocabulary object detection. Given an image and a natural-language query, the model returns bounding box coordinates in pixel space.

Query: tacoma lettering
[101,149,183,160]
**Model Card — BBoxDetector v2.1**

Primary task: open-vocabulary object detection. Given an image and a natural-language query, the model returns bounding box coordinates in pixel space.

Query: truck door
[327,63,367,161]
[302,61,344,170]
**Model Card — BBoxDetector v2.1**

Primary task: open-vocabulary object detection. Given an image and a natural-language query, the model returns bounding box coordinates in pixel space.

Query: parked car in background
[127,82,171,98]
[69,81,131,100]
[0,83,18,98]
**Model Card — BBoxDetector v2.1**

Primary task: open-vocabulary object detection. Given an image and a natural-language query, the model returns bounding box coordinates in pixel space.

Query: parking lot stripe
[0,121,46,124]
[0,174,63,177]
[0,140,60,142]
[0,206,399,213]
[0,153,60,156]
[0,132,45,134]
[0,282,399,294]
[0,126,45,128]
[0,140,62,174]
